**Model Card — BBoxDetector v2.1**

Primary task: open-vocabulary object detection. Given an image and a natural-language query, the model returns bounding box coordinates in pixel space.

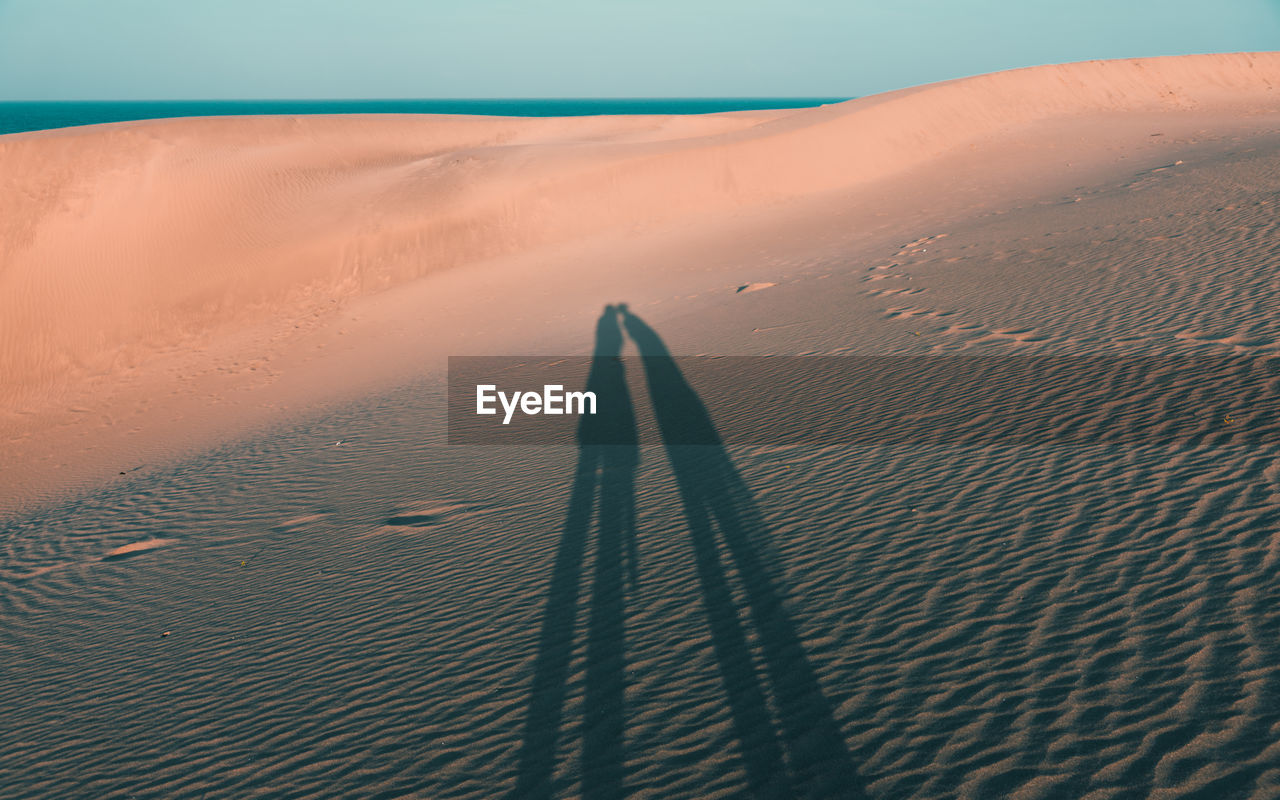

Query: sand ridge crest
[3,53,1279,406]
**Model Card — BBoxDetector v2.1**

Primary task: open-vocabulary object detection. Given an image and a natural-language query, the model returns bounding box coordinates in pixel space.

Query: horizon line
[0,96,853,103]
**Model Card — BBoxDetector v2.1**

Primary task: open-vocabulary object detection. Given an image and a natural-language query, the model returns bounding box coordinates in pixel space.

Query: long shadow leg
[582,446,636,799]
[622,308,866,799]
[677,475,795,799]
[707,473,866,799]
[622,473,640,589]
[512,306,634,799]
[510,452,599,800]
[579,307,640,798]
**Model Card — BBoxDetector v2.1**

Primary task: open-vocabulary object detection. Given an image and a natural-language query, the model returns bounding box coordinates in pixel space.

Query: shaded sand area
[3,54,1280,797]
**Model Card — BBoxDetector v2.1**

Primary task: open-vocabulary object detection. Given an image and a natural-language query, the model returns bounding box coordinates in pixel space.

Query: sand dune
[2,53,1278,406]
[4,54,1280,799]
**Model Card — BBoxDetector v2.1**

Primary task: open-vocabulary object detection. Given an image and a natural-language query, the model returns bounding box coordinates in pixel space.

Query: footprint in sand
[101,538,177,562]
[384,504,475,527]
[357,503,491,538]
[363,501,544,538]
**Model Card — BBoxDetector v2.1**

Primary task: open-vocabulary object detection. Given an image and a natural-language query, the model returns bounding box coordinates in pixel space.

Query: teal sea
[0,98,847,136]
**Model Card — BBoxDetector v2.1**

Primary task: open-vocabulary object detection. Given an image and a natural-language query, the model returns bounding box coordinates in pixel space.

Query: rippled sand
[4,54,1280,798]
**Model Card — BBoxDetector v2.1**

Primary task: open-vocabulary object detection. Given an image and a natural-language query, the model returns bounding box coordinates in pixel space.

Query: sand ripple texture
[3,384,1280,799]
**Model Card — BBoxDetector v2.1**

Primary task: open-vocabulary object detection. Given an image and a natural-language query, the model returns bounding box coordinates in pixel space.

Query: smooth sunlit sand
[3,53,1280,798]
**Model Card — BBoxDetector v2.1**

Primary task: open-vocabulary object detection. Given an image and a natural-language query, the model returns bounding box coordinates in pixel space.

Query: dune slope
[2,53,1278,403]
[3,54,1280,799]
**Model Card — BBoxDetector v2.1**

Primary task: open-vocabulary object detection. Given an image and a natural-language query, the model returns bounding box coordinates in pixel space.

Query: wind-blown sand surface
[3,53,1280,798]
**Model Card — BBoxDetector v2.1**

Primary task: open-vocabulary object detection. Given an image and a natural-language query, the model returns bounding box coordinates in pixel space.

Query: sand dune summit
[2,53,1278,405]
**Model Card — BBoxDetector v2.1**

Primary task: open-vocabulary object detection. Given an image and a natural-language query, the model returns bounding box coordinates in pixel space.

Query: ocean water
[0,98,847,136]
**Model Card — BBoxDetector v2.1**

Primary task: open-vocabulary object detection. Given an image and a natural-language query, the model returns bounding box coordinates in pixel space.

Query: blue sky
[0,0,1277,100]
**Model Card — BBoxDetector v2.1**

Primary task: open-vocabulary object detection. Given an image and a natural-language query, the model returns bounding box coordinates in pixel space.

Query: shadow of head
[617,306,720,447]
[579,304,638,449]
[594,304,625,357]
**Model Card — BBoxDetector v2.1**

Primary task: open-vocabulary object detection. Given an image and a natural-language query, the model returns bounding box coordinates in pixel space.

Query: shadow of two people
[511,305,864,800]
